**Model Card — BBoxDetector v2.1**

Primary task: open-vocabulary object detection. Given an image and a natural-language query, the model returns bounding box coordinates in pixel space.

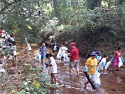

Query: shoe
[51,83,58,85]
[56,82,59,85]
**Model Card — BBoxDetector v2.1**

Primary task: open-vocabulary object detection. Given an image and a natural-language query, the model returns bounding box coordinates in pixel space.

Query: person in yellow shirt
[84,52,98,89]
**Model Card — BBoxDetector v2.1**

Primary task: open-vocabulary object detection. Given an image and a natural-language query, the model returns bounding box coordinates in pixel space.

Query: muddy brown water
[17,44,125,94]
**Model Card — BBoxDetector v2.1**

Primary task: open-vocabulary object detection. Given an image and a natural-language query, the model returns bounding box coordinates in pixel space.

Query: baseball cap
[69,42,76,46]
[91,52,96,56]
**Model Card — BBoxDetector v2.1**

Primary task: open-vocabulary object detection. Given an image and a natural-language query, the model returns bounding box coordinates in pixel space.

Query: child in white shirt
[57,44,68,63]
[45,53,57,84]
[97,54,108,74]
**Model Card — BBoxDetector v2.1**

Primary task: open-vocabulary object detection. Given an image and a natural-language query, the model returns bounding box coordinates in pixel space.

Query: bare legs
[76,68,79,76]
[41,59,44,66]
[69,68,72,76]
[51,73,56,84]
[69,67,79,76]
[69,60,79,76]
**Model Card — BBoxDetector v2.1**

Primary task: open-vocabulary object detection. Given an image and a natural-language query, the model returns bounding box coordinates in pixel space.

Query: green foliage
[0,0,125,52]
[11,62,61,94]
[94,6,125,34]
[85,0,101,9]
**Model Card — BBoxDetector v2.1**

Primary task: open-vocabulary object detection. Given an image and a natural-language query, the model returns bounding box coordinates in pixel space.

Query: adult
[113,47,122,70]
[84,52,98,89]
[40,43,47,66]
[69,42,79,76]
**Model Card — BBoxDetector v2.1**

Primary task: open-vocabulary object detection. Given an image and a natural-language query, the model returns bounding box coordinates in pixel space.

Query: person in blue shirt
[40,43,47,66]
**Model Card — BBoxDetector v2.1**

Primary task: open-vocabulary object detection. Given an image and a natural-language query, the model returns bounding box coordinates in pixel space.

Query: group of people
[37,41,124,90]
[37,42,79,85]
[84,46,124,89]
[0,29,123,90]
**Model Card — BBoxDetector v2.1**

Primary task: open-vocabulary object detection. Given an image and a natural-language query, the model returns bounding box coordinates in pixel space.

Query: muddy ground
[1,43,125,94]
[30,44,125,94]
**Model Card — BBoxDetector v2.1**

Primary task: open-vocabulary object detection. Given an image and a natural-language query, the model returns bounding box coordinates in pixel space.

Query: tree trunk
[108,0,111,8]
[52,0,60,18]
[118,0,123,4]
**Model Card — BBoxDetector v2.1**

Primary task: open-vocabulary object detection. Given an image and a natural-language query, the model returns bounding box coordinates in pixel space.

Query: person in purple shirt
[40,43,47,66]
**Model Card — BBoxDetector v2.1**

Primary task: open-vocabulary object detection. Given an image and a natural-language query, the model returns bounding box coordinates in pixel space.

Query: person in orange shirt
[84,52,98,89]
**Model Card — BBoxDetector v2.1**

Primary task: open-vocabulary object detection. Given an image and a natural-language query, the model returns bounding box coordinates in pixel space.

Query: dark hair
[61,43,65,45]
[117,47,121,50]
[103,53,108,57]
[46,53,52,58]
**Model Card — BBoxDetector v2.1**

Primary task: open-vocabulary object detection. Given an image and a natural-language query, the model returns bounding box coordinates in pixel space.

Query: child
[113,47,122,71]
[97,54,108,74]
[45,53,57,84]
[57,43,68,63]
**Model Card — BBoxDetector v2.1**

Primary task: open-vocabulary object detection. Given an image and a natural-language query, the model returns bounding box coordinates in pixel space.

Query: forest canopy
[0,0,125,45]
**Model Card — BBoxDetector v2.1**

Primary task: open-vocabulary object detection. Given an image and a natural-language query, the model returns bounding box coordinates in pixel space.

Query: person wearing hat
[69,42,79,76]
[84,52,98,89]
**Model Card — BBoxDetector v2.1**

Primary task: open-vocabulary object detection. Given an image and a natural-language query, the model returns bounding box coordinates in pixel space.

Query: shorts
[13,55,16,58]
[69,60,79,69]
[41,55,45,59]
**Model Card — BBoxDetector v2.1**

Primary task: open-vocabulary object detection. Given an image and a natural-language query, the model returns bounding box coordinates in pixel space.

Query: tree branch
[0,0,22,14]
